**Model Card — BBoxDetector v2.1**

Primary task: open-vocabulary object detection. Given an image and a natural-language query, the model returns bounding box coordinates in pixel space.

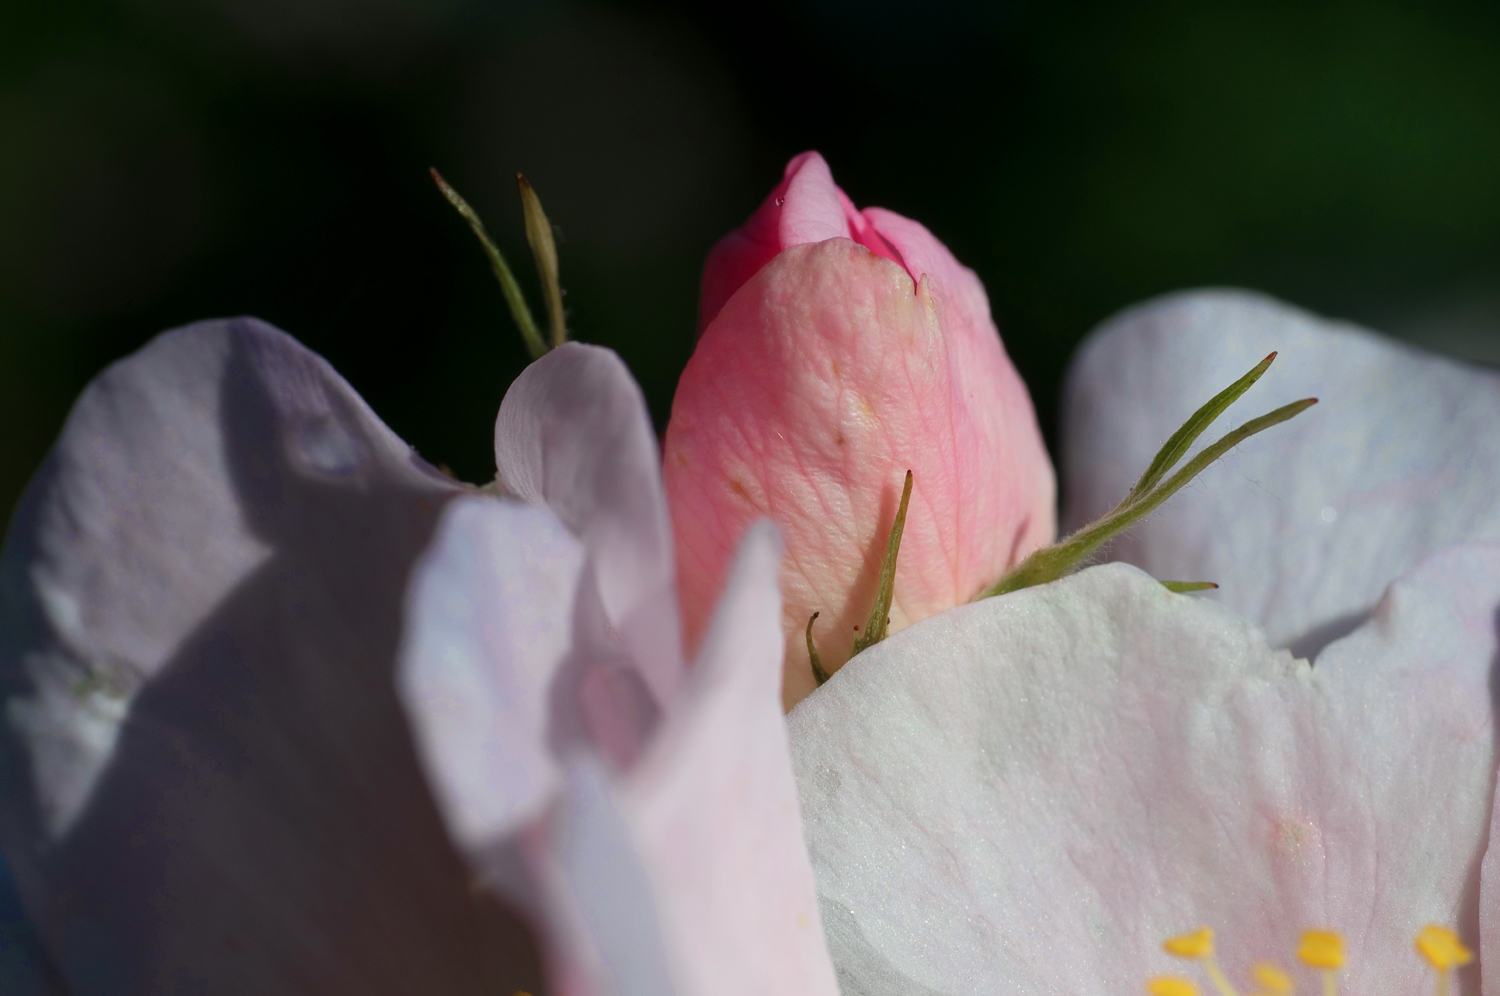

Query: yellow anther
[1251,962,1294,996]
[1164,927,1215,959]
[1160,927,1238,996]
[1415,925,1472,972]
[1149,977,1200,996]
[1297,930,1345,971]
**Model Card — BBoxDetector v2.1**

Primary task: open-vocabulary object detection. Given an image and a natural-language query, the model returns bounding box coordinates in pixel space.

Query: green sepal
[806,612,831,686]
[517,174,568,349]
[430,168,548,360]
[980,354,1316,601]
[851,470,914,656]
[1160,580,1219,593]
[1127,351,1276,500]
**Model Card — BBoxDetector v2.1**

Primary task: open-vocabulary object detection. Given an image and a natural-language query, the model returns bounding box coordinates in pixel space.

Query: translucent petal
[496,342,685,712]
[397,497,586,857]
[621,521,839,996]
[460,522,840,996]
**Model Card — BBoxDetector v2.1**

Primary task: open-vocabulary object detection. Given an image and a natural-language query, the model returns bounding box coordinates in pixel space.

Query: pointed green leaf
[1160,581,1219,593]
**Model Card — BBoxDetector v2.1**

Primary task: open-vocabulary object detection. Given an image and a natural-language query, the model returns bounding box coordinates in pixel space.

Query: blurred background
[3,0,1500,983]
[3,0,1500,505]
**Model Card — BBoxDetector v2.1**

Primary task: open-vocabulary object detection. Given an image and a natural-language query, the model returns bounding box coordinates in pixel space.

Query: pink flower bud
[664,152,1056,708]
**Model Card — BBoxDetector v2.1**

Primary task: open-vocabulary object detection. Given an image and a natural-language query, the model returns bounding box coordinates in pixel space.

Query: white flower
[788,290,1500,996]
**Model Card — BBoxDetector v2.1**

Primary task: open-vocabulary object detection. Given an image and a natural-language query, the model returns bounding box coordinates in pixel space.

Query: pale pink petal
[0,319,540,995]
[790,549,1500,995]
[513,521,838,996]
[1063,289,1500,657]
[520,760,679,996]
[667,238,1055,708]
[396,496,586,859]
[620,520,839,996]
[496,342,684,711]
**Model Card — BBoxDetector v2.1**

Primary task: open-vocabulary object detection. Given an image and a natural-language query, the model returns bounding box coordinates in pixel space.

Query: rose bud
[664,151,1055,709]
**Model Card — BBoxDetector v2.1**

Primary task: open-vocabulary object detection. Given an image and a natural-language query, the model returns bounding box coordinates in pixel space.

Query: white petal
[0,319,540,994]
[496,343,685,711]
[790,548,1500,996]
[1062,290,1500,655]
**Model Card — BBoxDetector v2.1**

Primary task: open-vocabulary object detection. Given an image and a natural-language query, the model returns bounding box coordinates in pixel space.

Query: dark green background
[5,0,1500,515]
[4,0,1500,982]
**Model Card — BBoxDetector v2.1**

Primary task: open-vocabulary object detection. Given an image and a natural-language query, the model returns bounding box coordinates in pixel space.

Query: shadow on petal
[2,320,546,995]
[1288,610,1371,663]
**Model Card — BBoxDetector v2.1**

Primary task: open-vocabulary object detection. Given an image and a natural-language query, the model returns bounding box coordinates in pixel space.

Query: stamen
[1250,962,1293,996]
[1296,930,1343,996]
[1415,925,1472,996]
[1163,928,1239,996]
[1415,925,1472,971]
[1164,929,1215,959]
[1296,930,1343,970]
[1146,922,1470,996]
[1149,978,1199,996]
